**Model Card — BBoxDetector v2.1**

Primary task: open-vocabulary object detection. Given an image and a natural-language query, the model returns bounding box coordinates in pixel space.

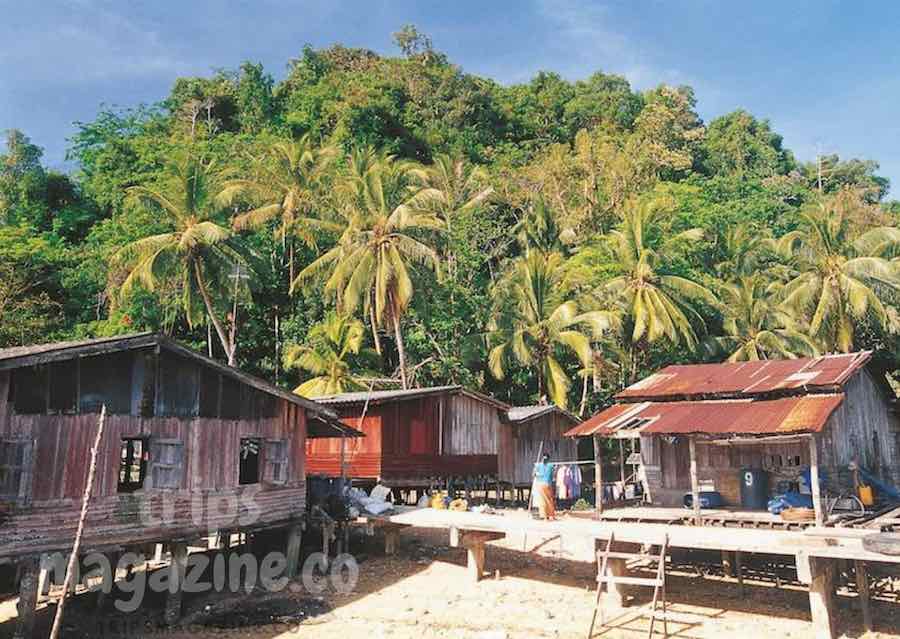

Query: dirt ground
[3,518,900,639]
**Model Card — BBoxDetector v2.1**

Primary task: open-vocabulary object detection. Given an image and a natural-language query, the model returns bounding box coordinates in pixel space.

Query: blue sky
[2,1,899,192]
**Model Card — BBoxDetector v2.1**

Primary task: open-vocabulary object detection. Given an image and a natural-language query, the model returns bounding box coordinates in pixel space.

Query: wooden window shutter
[0,439,34,502]
[264,439,288,484]
[149,438,185,489]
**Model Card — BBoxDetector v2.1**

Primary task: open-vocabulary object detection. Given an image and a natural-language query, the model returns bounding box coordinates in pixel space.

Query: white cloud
[0,5,199,86]
[534,0,686,89]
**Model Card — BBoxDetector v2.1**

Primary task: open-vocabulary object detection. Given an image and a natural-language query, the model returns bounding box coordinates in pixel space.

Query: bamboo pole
[49,406,106,639]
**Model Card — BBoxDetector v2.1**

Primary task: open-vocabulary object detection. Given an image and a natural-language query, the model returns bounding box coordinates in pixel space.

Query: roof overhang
[315,385,510,411]
[566,394,844,440]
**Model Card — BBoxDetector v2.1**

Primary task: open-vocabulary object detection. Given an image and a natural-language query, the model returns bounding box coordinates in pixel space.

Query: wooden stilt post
[855,560,872,632]
[13,557,40,639]
[808,557,836,639]
[285,523,303,580]
[810,437,824,527]
[736,551,745,596]
[163,543,188,626]
[594,435,604,517]
[689,437,701,525]
[618,439,626,485]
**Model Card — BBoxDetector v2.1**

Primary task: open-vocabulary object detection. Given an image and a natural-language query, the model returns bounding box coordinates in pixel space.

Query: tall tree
[488,252,616,408]
[226,134,339,283]
[408,153,493,278]
[781,192,900,352]
[294,149,443,388]
[704,276,818,361]
[283,311,375,397]
[112,153,250,365]
[599,197,717,377]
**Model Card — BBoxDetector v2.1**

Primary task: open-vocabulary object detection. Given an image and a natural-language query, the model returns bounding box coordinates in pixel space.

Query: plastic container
[683,491,724,509]
[740,468,769,509]
[859,484,875,506]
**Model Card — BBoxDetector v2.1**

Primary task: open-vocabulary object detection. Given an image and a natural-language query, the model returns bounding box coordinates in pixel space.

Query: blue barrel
[740,468,769,509]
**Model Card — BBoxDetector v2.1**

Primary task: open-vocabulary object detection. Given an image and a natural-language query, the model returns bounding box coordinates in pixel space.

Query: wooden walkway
[359,507,900,639]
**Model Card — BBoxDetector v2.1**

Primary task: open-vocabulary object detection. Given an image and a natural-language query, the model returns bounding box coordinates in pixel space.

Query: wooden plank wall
[643,435,810,506]
[818,370,900,491]
[442,393,502,455]
[306,393,503,482]
[0,359,309,559]
[306,414,383,478]
[501,412,579,486]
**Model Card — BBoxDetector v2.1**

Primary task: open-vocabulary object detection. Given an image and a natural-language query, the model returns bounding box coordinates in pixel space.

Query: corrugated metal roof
[616,352,872,401]
[315,385,510,410]
[565,394,844,438]
[506,404,580,425]
[315,385,462,404]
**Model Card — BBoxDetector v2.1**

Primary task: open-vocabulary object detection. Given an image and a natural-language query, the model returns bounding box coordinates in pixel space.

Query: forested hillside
[2,27,899,413]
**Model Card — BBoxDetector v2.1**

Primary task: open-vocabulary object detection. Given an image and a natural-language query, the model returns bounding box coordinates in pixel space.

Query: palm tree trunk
[390,304,408,389]
[194,260,235,366]
[370,296,383,356]
[579,373,589,417]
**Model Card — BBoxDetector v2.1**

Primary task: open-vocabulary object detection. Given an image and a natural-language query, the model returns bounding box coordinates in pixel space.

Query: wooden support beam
[14,557,40,639]
[735,551,745,596]
[449,528,506,583]
[808,557,836,639]
[689,437,701,525]
[384,529,399,555]
[855,560,872,632]
[594,435,603,516]
[721,550,735,577]
[285,523,303,580]
[163,543,188,626]
[810,437,824,527]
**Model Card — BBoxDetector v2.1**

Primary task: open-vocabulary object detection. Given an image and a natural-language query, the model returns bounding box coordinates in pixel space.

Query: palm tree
[488,252,617,409]
[283,312,375,397]
[223,134,340,283]
[780,194,900,352]
[293,149,443,388]
[600,198,716,376]
[704,276,818,361]
[113,153,249,365]
[408,154,493,278]
[512,194,575,255]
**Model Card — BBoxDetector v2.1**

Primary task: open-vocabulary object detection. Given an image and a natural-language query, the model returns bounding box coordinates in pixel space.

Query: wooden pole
[594,435,604,516]
[48,406,106,639]
[855,560,872,632]
[810,436,824,526]
[618,439,626,485]
[689,437,701,525]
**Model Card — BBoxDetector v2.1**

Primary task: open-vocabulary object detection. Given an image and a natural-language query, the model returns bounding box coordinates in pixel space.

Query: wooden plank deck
[368,507,900,565]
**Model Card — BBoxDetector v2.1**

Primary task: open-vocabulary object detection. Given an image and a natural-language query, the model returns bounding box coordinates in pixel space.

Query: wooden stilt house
[567,352,900,525]
[0,333,359,636]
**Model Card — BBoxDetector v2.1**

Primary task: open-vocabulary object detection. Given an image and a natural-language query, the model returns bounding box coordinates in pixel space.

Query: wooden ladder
[587,532,669,639]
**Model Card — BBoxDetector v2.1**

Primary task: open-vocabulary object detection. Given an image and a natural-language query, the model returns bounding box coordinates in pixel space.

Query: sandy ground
[3,518,900,639]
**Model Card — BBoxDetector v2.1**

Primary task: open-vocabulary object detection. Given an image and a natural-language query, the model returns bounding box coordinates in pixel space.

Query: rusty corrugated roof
[615,352,872,401]
[565,394,844,438]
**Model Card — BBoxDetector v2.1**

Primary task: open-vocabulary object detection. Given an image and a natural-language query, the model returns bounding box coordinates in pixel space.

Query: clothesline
[539,460,597,466]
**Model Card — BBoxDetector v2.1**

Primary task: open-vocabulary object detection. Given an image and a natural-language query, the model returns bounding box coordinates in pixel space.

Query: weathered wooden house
[308,386,509,485]
[0,332,358,635]
[567,352,900,524]
[498,405,580,488]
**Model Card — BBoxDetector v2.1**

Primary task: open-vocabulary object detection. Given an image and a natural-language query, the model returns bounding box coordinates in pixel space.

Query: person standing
[533,453,557,520]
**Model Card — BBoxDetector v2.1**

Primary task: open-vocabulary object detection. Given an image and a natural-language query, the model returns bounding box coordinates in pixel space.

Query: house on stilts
[0,332,360,637]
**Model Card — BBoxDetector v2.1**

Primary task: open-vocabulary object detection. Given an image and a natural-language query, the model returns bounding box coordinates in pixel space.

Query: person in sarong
[532,453,557,520]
